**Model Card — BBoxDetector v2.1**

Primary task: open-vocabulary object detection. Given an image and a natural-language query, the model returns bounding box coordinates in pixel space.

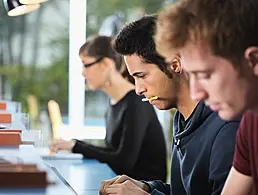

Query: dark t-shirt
[72,90,167,181]
[233,111,258,194]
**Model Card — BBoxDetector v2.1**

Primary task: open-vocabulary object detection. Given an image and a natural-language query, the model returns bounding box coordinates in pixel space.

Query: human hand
[99,176,123,195]
[49,139,76,153]
[105,180,149,195]
[99,175,149,195]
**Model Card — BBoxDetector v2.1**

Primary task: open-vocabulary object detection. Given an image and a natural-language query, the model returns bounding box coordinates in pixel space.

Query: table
[45,159,116,195]
[0,145,76,195]
[0,145,116,195]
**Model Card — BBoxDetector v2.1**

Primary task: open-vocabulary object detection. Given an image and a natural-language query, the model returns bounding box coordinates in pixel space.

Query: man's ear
[244,47,258,76]
[169,56,183,74]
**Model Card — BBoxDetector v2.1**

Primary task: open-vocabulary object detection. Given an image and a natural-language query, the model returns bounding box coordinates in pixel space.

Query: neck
[102,72,135,105]
[177,81,199,120]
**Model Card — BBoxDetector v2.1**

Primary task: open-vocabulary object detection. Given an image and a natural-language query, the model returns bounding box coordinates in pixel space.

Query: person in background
[99,15,240,195]
[50,35,167,182]
[155,0,258,194]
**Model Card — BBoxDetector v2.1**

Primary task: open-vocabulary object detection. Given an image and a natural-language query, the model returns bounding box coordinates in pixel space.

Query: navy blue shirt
[145,101,240,195]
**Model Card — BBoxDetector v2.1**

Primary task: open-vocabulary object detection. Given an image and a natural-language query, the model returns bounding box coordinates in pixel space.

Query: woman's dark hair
[79,35,134,84]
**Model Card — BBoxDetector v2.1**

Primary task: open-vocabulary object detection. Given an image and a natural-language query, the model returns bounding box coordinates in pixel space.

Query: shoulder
[209,117,240,162]
[219,113,241,135]
[200,112,240,144]
[221,115,242,131]
[209,111,241,130]
[236,111,258,143]
[239,111,258,130]
[208,116,241,152]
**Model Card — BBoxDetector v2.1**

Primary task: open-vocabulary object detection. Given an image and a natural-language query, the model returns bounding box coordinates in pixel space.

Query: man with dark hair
[155,0,258,194]
[99,15,240,195]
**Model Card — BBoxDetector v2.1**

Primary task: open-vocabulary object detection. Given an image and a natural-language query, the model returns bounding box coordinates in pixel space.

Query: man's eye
[137,74,146,79]
[197,73,211,79]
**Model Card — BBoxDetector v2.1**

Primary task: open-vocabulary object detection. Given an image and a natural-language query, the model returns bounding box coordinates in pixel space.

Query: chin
[155,106,168,110]
[88,85,98,91]
[153,102,173,110]
[218,109,242,121]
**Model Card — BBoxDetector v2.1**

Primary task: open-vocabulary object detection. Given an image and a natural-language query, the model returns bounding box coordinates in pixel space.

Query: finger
[106,192,117,195]
[49,142,60,152]
[109,176,122,185]
[49,139,61,148]
[49,141,56,148]
[49,145,56,152]
[113,175,129,184]
[105,176,122,187]
[108,184,122,188]
[99,186,108,195]
[52,139,61,144]
[53,141,70,151]
[99,180,108,194]
[99,176,120,194]
[106,185,121,194]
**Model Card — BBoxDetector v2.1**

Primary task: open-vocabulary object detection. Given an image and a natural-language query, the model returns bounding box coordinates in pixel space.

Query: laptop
[38,147,83,160]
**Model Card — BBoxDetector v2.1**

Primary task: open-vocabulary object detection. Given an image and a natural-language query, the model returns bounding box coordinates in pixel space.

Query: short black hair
[112,14,169,75]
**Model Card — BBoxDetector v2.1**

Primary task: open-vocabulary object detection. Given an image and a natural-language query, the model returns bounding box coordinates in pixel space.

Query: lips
[209,104,221,111]
[149,99,156,105]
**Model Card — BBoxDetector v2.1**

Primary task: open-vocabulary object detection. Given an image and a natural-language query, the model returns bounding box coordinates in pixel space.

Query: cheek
[226,78,248,103]
[83,68,96,83]
[208,77,224,93]
[152,74,172,95]
[82,69,90,78]
[206,73,239,102]
[217,72,239,96]
[145,73,164,87]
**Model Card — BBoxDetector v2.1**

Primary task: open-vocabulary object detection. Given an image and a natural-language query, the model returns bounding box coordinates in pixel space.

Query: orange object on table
[0,171,48,187]
[0,129,22,133]
[0,162,48,187]
[0,112,11,123]
[0,132,21,146]
[0,102,6,110]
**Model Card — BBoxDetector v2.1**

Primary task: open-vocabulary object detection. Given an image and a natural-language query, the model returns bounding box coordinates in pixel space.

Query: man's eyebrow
[132,72,143,77]
[192,70,208,73]
[185,69,211,74]
[140,58,147,64]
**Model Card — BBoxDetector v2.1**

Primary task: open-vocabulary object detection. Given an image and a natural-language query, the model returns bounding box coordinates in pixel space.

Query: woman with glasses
[50,35,167,182]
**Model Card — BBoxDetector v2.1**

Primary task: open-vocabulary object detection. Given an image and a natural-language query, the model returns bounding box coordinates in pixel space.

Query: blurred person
[155,0,258,194]
[50,35,167,181]
[99,12,125,37]
[99,15,240,195]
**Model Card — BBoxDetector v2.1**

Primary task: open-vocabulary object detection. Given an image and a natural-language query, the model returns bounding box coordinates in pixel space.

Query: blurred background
[0,0,177,151]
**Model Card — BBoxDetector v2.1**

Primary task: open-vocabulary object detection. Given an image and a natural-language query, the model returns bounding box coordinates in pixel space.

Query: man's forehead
[124,55,149,69]
[180,43,212,72]
[181,55,209,72]
[124,54,145,63]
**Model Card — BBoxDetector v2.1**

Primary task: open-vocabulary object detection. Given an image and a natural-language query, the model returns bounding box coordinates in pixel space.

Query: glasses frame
[83,57,103,68]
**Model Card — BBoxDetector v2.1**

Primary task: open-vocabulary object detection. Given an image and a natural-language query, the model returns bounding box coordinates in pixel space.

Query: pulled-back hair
[79,35,134,84]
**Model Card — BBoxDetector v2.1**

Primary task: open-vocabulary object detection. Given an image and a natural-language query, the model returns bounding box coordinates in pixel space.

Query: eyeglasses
[83,57,103,68]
